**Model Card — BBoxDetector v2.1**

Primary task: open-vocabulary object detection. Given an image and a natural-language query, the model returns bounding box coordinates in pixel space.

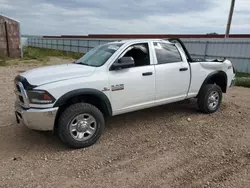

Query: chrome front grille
[15,81,29,108]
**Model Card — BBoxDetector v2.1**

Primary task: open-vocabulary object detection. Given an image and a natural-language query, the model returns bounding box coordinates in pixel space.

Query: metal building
[0,14,22,58]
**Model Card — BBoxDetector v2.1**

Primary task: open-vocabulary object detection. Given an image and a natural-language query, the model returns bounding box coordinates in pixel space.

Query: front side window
[122,43,150,67]
[154,42,182,64]
[75,43,124,67]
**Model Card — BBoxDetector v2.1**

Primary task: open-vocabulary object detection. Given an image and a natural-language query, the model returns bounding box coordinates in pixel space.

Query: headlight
[27,90,55,104]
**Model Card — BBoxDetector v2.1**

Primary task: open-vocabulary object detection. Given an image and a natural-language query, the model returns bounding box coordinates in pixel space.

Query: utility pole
[225,0,236,38]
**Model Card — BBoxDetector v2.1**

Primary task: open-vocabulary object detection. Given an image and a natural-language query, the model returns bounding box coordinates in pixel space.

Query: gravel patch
[0,58,250,188]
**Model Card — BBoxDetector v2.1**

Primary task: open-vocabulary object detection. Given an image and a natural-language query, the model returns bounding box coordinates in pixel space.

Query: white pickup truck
[14,38,235,148]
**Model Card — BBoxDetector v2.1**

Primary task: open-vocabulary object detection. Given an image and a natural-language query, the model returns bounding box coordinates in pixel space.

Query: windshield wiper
[76,62,92,66]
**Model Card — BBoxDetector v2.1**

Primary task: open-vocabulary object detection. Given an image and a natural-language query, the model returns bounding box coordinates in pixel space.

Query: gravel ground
[0,58,250,188]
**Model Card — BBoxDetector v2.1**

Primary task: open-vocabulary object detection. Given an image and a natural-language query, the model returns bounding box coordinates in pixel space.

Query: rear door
[153,42,190,105]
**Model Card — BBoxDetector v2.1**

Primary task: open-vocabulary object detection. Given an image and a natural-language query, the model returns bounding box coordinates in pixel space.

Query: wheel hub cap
[77,121,88,132]
[69,113,97,141]
[208,91,219,110]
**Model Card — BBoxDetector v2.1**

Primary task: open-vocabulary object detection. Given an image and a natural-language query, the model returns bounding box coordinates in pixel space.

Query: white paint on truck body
[20,39,235,115]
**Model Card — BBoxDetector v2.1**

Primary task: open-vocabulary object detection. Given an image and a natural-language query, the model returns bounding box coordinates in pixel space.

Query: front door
[108,42,155,115]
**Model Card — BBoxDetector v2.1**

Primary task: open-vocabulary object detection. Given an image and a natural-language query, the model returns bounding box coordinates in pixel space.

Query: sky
[0,0,249,35]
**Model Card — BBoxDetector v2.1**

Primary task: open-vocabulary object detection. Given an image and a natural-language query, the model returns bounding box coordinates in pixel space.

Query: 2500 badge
[111,84,124,91]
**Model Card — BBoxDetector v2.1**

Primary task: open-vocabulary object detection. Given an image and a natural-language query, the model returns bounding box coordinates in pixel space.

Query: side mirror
[111,56,135,70]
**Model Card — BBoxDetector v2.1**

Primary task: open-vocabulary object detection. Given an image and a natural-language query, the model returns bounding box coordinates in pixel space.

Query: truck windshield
[75,43,124,67]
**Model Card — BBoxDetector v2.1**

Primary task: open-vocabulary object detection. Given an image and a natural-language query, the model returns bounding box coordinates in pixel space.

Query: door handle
[179,67,188,71]
[142,72,153,76]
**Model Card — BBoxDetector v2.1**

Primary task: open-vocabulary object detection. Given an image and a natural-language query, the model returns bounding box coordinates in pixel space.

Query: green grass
[0,59,8,66]
[235,72,250,78]
[235,72,250,88]
[22,47,84,61]
[236,78,250,88]
[236,79,250,88]
[0,47,84,66]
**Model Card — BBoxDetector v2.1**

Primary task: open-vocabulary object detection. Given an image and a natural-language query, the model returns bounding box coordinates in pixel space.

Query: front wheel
[197,84,222,113]
[57,103,105,149]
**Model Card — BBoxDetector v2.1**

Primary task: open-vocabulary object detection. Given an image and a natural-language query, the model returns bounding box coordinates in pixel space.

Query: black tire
[197,84,222,114]
[57,103,105,149]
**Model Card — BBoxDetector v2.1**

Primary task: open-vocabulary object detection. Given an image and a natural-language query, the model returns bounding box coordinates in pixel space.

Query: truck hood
[20,63,96,86]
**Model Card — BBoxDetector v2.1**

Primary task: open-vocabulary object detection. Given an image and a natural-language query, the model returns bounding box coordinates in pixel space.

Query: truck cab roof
[110,38,173,44]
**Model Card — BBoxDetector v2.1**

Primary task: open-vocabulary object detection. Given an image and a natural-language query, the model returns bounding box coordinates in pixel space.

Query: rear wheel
[197,84,222,113]
[57,103,105,149]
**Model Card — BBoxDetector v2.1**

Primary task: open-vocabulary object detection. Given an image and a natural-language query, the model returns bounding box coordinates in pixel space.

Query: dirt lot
[0,57,250,188]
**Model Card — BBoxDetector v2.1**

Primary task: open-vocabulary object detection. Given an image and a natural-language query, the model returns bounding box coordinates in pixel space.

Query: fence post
[77,39,79,53]
[63,39,65,51]
[70,39,72,52]
[4,21,10,57]
[87,40,89,53]
[204,41,209,59]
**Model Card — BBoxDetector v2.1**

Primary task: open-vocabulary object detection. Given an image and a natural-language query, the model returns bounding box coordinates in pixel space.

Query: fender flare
[200,70,228,93]
[15,75,37,90]
[53,88,112,116]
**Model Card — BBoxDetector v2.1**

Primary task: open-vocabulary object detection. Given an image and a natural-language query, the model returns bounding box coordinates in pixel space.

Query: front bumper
[15,101,58,131]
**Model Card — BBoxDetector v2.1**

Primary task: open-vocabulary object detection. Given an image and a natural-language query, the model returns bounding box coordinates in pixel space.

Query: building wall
[0,15,21,58]
[0,17,8,57]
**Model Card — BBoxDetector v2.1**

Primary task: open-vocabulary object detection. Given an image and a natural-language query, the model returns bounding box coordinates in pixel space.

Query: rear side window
[154,42,182,64]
